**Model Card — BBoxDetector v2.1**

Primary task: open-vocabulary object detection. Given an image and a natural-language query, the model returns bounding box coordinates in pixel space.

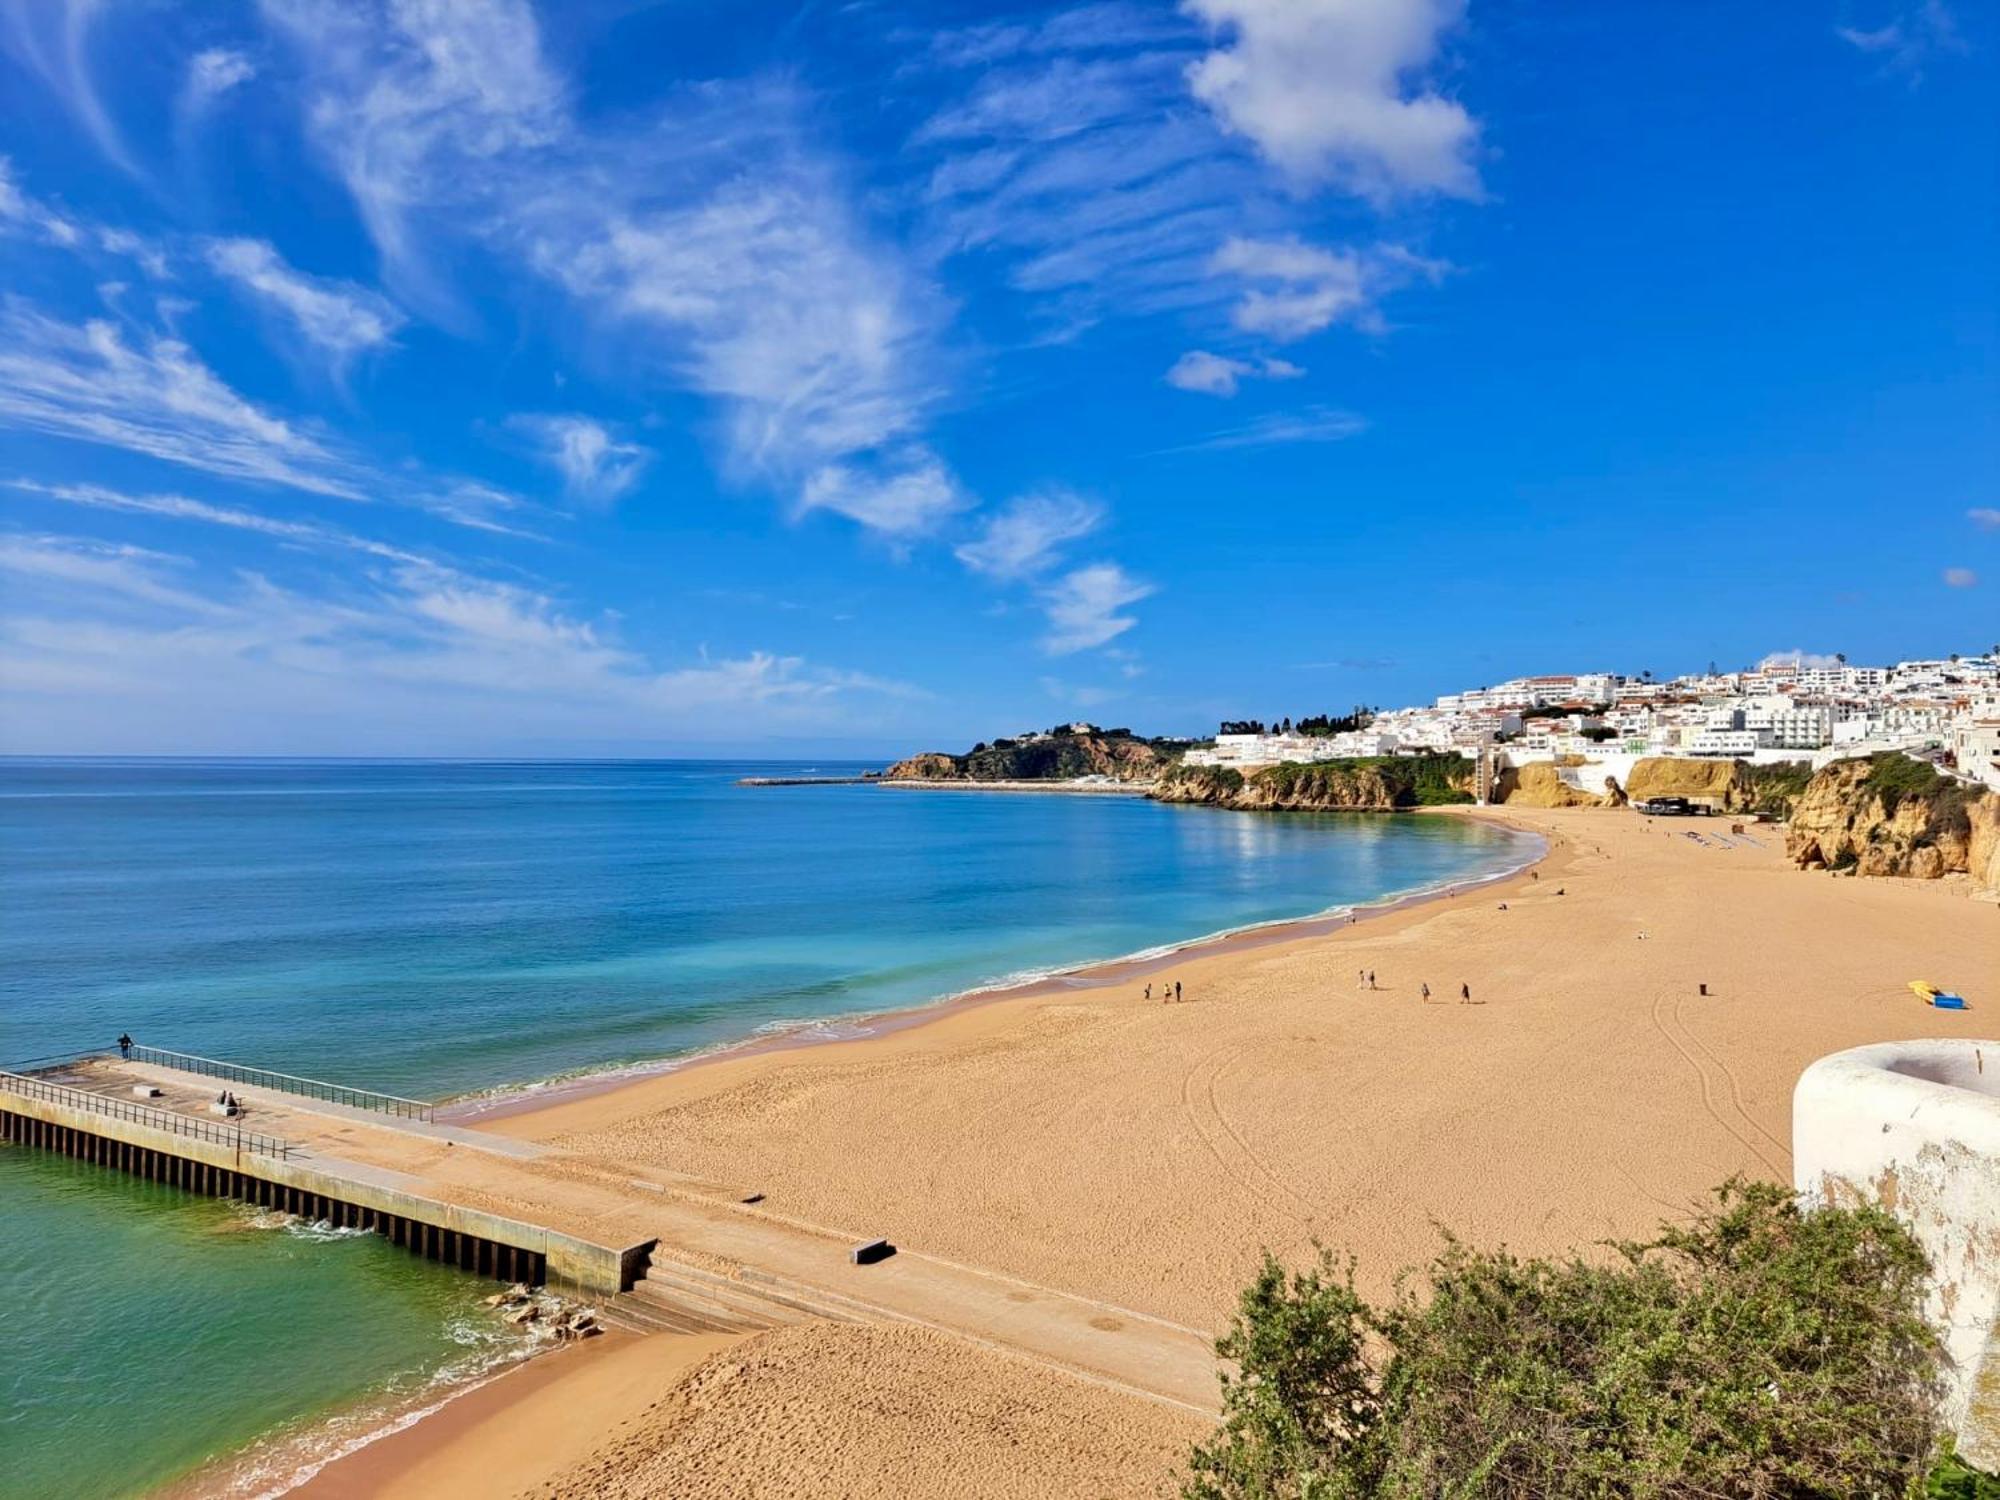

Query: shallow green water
[0,1146,529,1500]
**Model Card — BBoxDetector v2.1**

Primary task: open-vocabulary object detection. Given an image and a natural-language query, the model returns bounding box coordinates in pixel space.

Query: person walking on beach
[1460,982,1471,1003]
[1421,983,1431,1003]
[1367,970,1377,991]
[1357,969,1367,990]
[1174,980,1182,1003]
[1144,983,1152,1002]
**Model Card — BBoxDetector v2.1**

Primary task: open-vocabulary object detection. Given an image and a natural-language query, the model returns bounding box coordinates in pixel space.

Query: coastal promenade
[0,1047,1222,1415]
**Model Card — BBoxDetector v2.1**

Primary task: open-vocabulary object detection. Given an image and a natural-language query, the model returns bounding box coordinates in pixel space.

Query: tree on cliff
[1185,1180,1951,1499]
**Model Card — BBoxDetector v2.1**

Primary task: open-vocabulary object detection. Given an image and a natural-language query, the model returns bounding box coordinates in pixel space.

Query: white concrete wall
[1794,1040,2000,1469]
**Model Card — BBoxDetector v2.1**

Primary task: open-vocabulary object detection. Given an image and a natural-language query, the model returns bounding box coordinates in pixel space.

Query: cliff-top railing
[0,1068,296,1159]
[123,1044,436,1123]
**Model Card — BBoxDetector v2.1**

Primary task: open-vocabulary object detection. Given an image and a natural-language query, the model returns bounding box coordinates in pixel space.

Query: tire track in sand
[1178,1044,1315,1229]
[1672,995,1792,1167]
[1648,992,1787,1179]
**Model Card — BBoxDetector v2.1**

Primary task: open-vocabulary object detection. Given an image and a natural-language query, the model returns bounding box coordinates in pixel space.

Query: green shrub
[1186,1180,1947,1499]
[1742,761,1814,818]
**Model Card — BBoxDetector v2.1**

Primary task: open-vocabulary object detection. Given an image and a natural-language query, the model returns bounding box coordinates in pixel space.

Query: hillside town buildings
[1182,652,2000,792]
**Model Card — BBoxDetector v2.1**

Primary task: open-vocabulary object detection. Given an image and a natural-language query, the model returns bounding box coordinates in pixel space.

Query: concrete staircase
[604,1250,901,1336]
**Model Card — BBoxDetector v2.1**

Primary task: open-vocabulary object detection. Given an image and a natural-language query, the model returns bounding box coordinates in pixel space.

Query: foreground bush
[1186,1180,1949,1499]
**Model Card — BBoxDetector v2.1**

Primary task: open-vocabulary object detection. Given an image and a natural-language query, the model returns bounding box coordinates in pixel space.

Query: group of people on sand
[1362,969,1477,1005]
[1144,980,1184,1003]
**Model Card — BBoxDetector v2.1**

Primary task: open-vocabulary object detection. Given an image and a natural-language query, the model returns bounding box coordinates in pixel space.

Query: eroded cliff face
[1496,761,1620,809]
[1624,757,1755,811]
[1150,757,1473,811]
[1787,756,1999,885]
[883,733,1172,783]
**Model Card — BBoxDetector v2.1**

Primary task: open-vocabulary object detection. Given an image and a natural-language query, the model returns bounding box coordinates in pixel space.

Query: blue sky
[0,0,1993,757]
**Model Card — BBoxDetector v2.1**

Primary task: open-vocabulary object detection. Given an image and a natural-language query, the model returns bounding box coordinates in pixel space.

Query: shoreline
[442,806,1547,1125]
[165,805,1546,1498]
[249,804,2000,1498]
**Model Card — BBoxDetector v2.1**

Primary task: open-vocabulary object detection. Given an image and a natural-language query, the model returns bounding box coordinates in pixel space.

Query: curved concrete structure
[1794,1039,2000,1468]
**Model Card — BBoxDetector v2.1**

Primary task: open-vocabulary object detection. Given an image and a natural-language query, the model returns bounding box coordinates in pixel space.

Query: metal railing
[123,1044,435,1123]
[0,1068,295,1159]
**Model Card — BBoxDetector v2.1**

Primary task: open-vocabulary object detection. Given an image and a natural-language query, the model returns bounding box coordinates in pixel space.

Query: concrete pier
[0,1059,650,1295]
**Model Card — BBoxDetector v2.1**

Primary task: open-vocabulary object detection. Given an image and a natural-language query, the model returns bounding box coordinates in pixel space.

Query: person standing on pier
[117,1033,132,1058]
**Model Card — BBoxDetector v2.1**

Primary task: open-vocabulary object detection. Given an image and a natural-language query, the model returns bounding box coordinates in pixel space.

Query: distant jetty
[736,774,882,787]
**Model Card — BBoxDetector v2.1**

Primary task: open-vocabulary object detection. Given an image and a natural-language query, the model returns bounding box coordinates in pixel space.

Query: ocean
[0,758,1533,1496]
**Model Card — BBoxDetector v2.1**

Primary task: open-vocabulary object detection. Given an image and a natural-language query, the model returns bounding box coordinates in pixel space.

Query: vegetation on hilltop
[1788,753,1997,882]
[1219,709,1377,737]
[1186,1179,1956,1500]
[1741,759,1816,818]
[883,725,1186,782]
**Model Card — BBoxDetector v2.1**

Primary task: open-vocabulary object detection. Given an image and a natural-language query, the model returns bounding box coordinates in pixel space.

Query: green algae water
[0,758,1536,1492]
[0,1146,535,1499]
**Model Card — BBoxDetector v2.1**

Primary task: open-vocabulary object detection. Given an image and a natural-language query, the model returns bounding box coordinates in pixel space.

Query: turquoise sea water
[0,758,1533,1495]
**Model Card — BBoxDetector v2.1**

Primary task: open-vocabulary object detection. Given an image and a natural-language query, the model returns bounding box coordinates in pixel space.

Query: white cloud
[1969,508,2000,530]
[1041,561,1155,653]
[267,4,960,538]
[0,156,82,247]
[205,237,404,371]
[0,528,920,753]
[800,452,968,537]
[0,532,226,616]
[1166,404,1367,451]
[1837,2,1966,81]
[1757,650,1845,670]
[0,305,359,496]
[0,303,542,535]
[1944,567,1978,589]
[1212,235,1445,341]
[9,478,429,566]
[955,489,1104,579]
[187,47,256,102]
[258,0,565,301]
[1185,0,1480,201]
[1,0,141,178]
[513,415,650,505]
[1164,348,1304,396]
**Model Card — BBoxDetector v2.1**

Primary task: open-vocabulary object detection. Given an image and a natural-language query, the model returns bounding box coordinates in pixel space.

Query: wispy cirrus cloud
[1185,0,1481,202]
[1943,567,1978,588]
[1164,404,1368,452]
[1837,2,1967,82]
[1041,561,1156,654]
[265,1,960,542]
[0,156,81,247]
[8,478,430,566]
[512,415,651,506]
[955,489,1105,579]
[0,304,359,496]
[0,302,540,536]
[205,237,405,373]
[1968,507,2000,530]
[0,526,922,753]
[1,0,141,178]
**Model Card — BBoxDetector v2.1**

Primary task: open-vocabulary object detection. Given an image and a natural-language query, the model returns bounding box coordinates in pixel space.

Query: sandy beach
[292,805,1999,1497]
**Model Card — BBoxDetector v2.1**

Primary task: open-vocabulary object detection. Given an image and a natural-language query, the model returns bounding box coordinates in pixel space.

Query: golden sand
[299,807,1998,1496]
